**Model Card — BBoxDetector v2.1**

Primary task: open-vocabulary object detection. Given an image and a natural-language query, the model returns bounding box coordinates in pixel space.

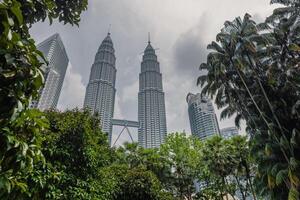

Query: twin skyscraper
[84,32,167,148]
[33,33,236,148]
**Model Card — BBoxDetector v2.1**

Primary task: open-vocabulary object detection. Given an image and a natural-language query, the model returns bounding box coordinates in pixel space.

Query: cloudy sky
[30,0,277,144]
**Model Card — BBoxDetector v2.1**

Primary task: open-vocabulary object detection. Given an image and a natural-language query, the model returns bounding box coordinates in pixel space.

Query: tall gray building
[31,33,69,111]
[138,39,167,148]
[186,93,220,140]
[220,127,239,139]
[84,33,116,143]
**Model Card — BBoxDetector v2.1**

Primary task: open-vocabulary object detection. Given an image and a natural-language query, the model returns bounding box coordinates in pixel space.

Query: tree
[0,0,87,198]
[198,136,236,200]
[37,109,115,199]
[114,166,172,200]
[99,163,173,200]
[198,0,300,198]
[160,133,201,200]
[228,136,256,200]
[116,142,171,184]
[0,109,50,199]
[196,136,256,200]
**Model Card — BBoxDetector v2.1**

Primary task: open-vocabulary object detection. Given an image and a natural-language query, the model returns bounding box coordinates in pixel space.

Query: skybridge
[111,119,140,146]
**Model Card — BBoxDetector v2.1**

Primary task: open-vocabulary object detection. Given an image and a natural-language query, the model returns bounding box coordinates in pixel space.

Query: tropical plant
[0,0,87,198]
[196,136,256,200]
[198,136,236,200]
[228,136,256,200]
[198,0,300,199]
[116,142,171,184]
[160,133,201,200]
[38,109,115,199]
[113,166,172,200]
[0,109,50,199]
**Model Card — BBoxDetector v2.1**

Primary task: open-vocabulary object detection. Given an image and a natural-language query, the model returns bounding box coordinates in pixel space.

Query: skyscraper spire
[108,24,111,35]
[84,33,117,144]
[148,32,151,44]
[138,39,167,148]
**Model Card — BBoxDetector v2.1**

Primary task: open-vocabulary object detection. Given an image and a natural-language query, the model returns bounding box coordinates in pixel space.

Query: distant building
[84,33,116,144]
[220,127,239,139]
[186,93,220,140]
[31,33,69,110]
[188,93,221,192]
[138,38,167,148]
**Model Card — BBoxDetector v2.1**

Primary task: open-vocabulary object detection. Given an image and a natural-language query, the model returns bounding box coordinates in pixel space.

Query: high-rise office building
[31,33,69,110]
[84,33,116,143]
[186,93,220,140]
[138,38,167,148]
[220,127,239,139]
[187,93,220,194]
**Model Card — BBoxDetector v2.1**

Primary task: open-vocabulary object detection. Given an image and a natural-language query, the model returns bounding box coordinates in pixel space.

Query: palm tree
[198,1,300,198]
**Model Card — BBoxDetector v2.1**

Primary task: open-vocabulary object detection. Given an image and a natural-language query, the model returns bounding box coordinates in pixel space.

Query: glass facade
[186,93,220,140]
[84,33,116,144]
[31,33,69,111]
[220,127,239,139]
[138,41,167,148]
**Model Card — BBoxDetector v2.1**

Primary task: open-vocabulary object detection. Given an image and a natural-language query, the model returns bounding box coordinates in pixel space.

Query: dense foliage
[1,0,298,199]
[198,0,300,199]
[0,0,87,198]
[39,109,115,199]
[115,133,255,200]
[12,109,254,200]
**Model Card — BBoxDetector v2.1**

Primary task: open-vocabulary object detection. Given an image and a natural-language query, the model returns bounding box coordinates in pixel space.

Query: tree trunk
[223,177,229,200]
[229,57,290,164]
[244,161,257,200]
[234,175,246,200]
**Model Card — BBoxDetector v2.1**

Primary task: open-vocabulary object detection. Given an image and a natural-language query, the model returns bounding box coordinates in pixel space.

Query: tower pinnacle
[108,24,111,35]
[84,32,116,145]
[148,32,151,44]
[138,38,167,148]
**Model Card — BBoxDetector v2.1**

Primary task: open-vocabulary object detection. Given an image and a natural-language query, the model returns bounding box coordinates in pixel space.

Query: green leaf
[276,169,288,185]
[267,175,276,189]
[2,70,16,78]
[7,29,12,40]
[290,129,299,148]
[288,187,299,200]
[288,44,300,51]
[7,17,14,26]
[21,143,28,156]
[265,144,272,156]
[10,1,23,25]
[4,53,14,64]
[15,181,27,193]
[290,157,299,171]
[5,180,11,194]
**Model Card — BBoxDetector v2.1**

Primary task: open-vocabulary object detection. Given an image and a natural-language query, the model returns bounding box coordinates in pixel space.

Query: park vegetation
[4,108,258,200]
[198,0,300,199]
[0,0,299,199]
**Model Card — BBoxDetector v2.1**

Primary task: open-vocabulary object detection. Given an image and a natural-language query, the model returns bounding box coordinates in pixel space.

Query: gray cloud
[57,63,85,110]
[173,14,209,78]
[30,0,277,145]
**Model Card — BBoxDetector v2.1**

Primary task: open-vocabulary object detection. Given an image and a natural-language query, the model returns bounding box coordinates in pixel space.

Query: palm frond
[197,75,207,86]
[207,41,225,54]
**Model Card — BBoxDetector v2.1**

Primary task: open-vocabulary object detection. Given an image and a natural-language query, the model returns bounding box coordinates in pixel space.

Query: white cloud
[114,94,124,119]
[57,63,85,110]
[31,0,279,140]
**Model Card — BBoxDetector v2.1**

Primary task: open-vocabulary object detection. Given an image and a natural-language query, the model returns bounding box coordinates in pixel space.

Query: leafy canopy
[0,0,87,198]
[198,0,300,199]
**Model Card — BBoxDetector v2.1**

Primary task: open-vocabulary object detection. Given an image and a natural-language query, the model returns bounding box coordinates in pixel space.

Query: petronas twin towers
[138,40,167,148]
[84,33,167,148]
[84,33,116,143]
